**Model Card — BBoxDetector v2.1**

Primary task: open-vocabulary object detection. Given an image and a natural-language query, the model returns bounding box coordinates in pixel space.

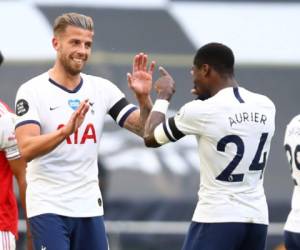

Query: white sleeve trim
[116,104,137,124]
[5,144,20,160]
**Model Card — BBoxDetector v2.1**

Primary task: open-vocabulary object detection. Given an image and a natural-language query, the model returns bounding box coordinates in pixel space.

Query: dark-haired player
[143,43,276,250]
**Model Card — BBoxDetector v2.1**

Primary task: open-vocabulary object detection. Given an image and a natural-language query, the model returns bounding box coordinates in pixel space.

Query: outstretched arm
[143,67,175,147]
[123,53,155,136]
[16,100,89,162]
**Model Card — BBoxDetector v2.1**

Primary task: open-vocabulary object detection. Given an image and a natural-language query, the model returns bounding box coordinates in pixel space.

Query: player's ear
[52,37,59,51]
[201,64,210,77]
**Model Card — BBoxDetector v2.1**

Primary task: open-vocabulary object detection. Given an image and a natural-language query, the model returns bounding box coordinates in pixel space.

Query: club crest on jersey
[68,99,80,110]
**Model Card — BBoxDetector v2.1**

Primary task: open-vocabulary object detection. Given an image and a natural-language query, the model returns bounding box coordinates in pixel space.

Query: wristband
[154,123,170,145]
[152,99,170,114]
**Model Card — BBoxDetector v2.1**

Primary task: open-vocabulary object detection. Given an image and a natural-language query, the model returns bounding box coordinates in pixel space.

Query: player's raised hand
[154,66,175,101]
[127,53,155,97]
[63,99,90,136]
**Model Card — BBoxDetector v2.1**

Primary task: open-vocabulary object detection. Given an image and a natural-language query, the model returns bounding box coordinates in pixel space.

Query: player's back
[190,86,275,224]
[284,114,300,233]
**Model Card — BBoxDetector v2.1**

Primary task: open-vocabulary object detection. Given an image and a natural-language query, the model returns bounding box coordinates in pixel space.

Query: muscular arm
[8,157,33,249]
[123,95,152,136]
[15,100,89,162]
[15,124,67,162]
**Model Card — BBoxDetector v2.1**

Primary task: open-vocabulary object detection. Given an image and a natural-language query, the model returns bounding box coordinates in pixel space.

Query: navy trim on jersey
[49,77,83,93]
[168,117,185,140]
[108,98,130,120]
[15,120,41,129]
[118,106,137,127]
[162,121,176,142]
[233,87,245,103]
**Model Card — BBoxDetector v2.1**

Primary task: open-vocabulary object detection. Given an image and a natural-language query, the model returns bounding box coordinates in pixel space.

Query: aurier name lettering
[228,112,267,127]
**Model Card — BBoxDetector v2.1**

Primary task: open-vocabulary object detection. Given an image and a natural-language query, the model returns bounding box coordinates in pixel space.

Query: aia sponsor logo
[57,123,96,144]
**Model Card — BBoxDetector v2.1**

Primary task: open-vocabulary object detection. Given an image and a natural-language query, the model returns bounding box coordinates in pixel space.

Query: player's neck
[49,65,81,91]
[211,77,238,96]
[222,77,238,88]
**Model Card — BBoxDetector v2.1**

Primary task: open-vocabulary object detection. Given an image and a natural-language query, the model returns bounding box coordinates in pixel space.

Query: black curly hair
[193,42,235,76]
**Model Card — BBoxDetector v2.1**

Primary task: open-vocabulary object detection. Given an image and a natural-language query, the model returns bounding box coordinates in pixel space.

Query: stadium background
[1,0,300,249]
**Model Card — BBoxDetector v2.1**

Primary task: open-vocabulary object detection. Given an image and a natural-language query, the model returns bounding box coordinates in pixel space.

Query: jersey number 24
[216,133,268,182]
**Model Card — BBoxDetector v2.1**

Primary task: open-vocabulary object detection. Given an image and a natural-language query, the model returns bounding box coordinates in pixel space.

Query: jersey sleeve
[15,84,41,128]
[105,81,137,127]
[0,113,20,160]
[154,101,206,144]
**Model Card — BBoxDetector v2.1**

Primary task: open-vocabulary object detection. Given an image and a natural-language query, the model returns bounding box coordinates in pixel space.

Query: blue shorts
[182,222,267,250]
[29,213,108,250]
[284,230,300,250]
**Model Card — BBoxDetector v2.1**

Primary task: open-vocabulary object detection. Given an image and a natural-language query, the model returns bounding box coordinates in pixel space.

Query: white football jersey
[155,86,275,224]
[0,102,20,160]
[284,114,300,233]
[15,72,137,218]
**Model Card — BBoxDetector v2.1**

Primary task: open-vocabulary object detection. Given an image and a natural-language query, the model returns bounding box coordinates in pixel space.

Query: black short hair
[193,43,234,76]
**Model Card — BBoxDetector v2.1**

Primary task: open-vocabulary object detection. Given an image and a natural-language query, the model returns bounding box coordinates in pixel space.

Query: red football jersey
[0,152,18,237]
[0,100,19,237]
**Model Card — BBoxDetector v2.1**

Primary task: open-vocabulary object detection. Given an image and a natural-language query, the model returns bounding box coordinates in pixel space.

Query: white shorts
[0,231,15,250]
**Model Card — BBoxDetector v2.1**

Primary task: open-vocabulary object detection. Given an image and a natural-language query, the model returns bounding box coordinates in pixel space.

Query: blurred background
[1,0,300,249]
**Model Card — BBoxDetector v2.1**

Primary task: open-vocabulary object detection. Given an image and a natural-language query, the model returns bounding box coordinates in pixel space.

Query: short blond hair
[53,12,94,35]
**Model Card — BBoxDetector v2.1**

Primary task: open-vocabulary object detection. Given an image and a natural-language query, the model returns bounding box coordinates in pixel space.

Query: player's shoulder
[178,99,207,118]
[287,114,300,128]
[284,115,300,141]
[81,73,123,99]
[81,73,116,89]
[18,72,48,91]
[181,99,204,110]
[240,87,275,108]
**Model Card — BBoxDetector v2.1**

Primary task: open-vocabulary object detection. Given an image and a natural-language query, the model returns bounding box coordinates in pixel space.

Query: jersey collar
[48,77,83,93]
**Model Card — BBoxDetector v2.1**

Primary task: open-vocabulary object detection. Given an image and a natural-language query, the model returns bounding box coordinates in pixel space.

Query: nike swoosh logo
[50,106,60,111]
[89,102,95,106]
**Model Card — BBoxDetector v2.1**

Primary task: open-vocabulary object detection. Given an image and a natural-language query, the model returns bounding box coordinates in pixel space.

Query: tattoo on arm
[124,97,152,137]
